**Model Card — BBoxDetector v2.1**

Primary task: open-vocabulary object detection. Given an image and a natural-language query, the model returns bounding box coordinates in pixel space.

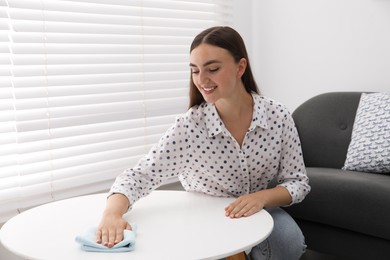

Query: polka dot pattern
[110,94,310,206]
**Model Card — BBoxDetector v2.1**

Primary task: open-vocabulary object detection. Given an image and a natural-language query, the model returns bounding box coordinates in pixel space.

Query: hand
[224,192,265,218]
[96,213,131,248]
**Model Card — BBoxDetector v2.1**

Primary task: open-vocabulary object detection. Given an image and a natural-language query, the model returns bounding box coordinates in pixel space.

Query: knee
[266,208,306,259]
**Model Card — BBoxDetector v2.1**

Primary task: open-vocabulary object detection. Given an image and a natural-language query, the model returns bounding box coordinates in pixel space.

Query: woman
[96,26,310,259]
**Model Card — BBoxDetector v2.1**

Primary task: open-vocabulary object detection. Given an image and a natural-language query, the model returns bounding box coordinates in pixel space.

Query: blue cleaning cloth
[75,224,137,252]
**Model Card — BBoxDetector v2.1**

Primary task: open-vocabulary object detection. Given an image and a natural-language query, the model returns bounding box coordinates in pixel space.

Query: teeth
[203,86,216,91]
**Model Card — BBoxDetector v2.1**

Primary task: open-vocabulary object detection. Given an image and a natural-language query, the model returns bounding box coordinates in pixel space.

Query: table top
[0,190,273,260]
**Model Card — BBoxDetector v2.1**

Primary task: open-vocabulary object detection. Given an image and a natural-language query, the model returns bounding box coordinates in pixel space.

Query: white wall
[232,0,254,58]
[251,0,390,111]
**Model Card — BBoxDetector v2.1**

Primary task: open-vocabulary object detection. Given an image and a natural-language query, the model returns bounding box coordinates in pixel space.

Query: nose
[198,71,209,85]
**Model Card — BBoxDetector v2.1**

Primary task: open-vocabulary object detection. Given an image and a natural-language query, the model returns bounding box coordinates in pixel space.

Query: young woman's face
[190,44,246,104]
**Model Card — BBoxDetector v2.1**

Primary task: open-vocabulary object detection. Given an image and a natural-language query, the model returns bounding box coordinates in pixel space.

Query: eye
[191,69,199,75]
[209,67,219,73]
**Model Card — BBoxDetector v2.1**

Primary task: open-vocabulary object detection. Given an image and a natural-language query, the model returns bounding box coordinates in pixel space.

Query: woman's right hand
[96,193,131,248]
[96,213,131,248]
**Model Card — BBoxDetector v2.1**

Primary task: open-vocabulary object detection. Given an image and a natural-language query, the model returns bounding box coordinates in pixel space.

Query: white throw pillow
[343,92,390,173]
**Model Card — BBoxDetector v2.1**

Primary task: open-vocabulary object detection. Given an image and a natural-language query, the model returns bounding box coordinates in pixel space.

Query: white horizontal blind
[0,0,233,223]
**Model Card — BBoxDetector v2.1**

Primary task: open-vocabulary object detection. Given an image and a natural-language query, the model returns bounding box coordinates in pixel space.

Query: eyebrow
[189,60,222,67]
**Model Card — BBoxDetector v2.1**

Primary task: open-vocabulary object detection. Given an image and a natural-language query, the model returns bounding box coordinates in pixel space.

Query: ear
[237,58,247,78]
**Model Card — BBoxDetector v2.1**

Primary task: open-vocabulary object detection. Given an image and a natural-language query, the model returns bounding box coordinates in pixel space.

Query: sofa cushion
[343,92,390,173]
[284,167,390,241]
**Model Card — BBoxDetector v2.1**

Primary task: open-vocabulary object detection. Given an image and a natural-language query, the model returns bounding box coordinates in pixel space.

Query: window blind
[0,0,233,223]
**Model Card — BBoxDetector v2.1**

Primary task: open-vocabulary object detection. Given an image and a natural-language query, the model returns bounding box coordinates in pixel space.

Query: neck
[215,90,253,122]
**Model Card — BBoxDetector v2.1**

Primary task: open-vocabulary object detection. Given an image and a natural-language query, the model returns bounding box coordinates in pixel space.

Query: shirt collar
[203,94,269,138]
[250,94,269,131]
[202,103,224,138]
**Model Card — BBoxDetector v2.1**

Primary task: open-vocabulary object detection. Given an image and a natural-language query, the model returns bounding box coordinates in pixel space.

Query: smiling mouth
[201,86,217,93]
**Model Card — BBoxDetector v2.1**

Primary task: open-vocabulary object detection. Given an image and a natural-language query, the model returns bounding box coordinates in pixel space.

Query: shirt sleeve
[276,111,311,205]
[109,116,189,206]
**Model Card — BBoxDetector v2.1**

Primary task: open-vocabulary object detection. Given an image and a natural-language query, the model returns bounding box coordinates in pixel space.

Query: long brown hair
[188,26,259,108]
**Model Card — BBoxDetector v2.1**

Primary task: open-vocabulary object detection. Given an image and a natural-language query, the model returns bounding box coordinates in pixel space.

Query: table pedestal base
[226,251,247,260]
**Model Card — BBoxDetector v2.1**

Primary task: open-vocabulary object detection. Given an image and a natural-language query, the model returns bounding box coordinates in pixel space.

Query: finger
[225,203,239,217]
[108,229,116,247]
[96,229,102,244]
[126,223,132,230]
[225,204,233,216]
[114,229,124,244]
[101,230,109,246]
[229,202,245,218]
[225,202,234,216]
[225,198,243,216]
[243,206,259,217]
[114,222,132,244]
[235,204,256,218]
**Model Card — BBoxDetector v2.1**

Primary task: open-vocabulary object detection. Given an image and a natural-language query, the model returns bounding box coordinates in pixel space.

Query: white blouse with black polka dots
[110,94,310,206]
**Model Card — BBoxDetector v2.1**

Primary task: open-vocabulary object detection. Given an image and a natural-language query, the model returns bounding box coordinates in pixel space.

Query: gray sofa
[284,92,390,260]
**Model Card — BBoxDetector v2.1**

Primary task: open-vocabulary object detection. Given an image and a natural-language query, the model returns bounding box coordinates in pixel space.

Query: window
[0,0,232,223]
